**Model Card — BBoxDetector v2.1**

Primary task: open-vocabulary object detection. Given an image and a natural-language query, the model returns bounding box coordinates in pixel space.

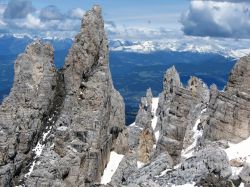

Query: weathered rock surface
[205,55,250,143]
[155,146,232,186]
[110,55,250,186]
[240,163,250,185]
[156,66,209,163]
[137,128,155,163]
[0,40,58,186]
[0,6,126,187]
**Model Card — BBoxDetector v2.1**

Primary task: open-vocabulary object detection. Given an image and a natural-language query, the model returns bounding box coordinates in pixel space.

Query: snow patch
[158,168,172,177]
[101,151,124,185]
[231,166,243,177]
[239,182,245,187]
[151,98,159,130]
[137,161,146,169]
[151,97,160,142]
[129,122,135,127]
[167,183,195,187]
[155,130,160,142]
[151,116,158,130]
[181,109,206,158]
[181,118,202,158]
[225,137,250,164]
[24,128,52,177]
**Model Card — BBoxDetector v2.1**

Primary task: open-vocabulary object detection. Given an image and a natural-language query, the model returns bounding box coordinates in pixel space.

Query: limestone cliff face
[205,55,250,143]
[0,41,58,186]
[0,6,126,187]
[156,67,209,163]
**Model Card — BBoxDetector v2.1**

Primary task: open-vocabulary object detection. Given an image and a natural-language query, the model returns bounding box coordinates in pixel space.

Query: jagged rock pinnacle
[64,5,108,93]
[163,66,182,96]
[0,6,126,187]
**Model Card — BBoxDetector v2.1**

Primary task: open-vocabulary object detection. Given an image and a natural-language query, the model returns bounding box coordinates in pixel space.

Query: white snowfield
[137,161,146,169]
[167,182,196,187]
[225,136,250,180]
[225,137,250,164]
[101,151,124,185]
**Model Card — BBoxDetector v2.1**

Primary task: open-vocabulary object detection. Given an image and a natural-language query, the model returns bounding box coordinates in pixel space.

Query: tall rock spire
[64,5,108,93]
[21,6,126,186]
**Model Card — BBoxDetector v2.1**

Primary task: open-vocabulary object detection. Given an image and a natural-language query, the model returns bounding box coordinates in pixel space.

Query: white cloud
[21,14,44,29]
[68,8,85,19]
[40,5,63,21]
[3,0,35,19]
[105,22,180,40]
[181,1,250,38]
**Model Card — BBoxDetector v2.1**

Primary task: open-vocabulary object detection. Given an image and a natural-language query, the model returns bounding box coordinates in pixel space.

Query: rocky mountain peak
[0,39,57,186]
[0,6,126,187]
[163,65,182,96]
[225,54,250,98]
[187,76,210,103]
[25,39,54,59]
[2,39,56,109]
[64,5,108,93]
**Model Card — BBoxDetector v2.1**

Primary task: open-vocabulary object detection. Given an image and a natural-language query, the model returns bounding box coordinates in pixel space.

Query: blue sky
[29,0,188,29]
[0,0,250,41]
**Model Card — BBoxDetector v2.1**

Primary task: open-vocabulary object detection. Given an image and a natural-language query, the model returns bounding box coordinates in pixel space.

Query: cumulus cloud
[39,5,63,21]
[0,3,88,37]
[22,14,44,29]
[181,1,250,38]
[105,21,177,40]
[68,8,85,19]
[3,0,35,19]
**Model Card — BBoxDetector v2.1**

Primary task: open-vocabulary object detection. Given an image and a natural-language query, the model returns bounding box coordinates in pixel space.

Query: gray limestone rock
[156,67,210,163]
[163,66,182,96]
[155,146,232,186]
[205,55,250,143]
[0,5,126,187]
[127,89,153,150]
[0,40,57,186]
[240,163,250,185]
[23,6,126,187]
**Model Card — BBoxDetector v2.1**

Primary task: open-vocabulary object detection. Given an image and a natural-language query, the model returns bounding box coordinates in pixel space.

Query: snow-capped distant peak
[109,39,250,59]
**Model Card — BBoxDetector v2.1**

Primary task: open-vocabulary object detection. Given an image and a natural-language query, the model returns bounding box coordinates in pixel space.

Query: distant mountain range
[1,34,250,59]
[109,39,250,59]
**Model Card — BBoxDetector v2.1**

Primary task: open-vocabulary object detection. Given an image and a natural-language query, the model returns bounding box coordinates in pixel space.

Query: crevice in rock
[17,69,66,185]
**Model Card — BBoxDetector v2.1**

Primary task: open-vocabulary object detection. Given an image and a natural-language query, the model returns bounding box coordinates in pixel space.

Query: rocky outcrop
[156,67,209,163]
[110,55,250,186]
[0,40,58,186]
[137,128,155,163]
[204,55,250,143]
[0,6,126,187]
[156,146,232,186]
